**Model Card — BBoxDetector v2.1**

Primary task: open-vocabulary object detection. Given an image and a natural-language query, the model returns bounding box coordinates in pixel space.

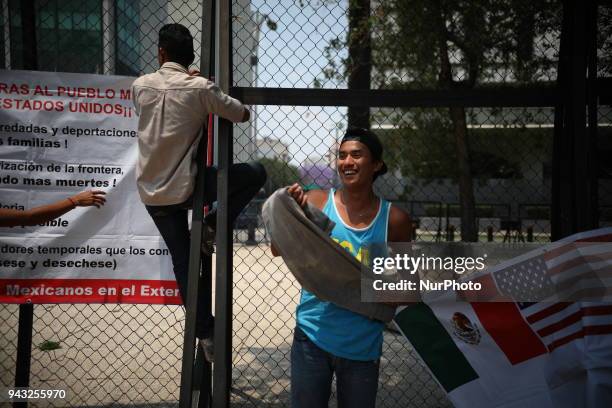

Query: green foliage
[377,120,553,182]
[525,206,551,220]
[38,340,62,352]
[266,19,278,31]
[319,0,560,88]
[259,158,300,195]
[318,1,560,182]
[425,204,497,218]
[598,7,612,76]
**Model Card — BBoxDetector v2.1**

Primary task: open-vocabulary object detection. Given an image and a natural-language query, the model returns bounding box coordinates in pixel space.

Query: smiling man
[284,127,412,408]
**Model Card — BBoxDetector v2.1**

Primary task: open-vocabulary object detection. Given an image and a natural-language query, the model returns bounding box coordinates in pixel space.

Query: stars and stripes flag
[395,228,612,408]
[517,301,612,351]
[491,227,612,352]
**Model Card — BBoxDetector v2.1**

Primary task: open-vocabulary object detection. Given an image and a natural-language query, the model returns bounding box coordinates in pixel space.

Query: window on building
[0,6,5,69]
[9,0,102,73]
[116,0,140,75]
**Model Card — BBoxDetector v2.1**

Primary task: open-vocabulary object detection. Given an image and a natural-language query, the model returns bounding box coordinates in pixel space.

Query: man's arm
[385,206,417,306]
[270,184,328,257]
[131,83,140,116]
[241,107,250,122]
[287,183,328,210]
[201,81,250,123]
[388,206,412,242]
[0,190,106,227]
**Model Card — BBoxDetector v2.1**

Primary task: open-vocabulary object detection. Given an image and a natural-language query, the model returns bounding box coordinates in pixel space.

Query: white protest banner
[0,70,179,304]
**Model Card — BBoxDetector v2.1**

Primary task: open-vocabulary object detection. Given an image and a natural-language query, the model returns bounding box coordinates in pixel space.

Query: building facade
[1,0,257,161]
[255,136,290,162]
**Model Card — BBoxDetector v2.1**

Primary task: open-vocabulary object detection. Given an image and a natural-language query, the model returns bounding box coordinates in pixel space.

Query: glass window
[39,11,54,29]
[8,0,23,69]
[115,0,140,76]
[0,5,4,69]
[58,12,73,29]
[9,0,102,73]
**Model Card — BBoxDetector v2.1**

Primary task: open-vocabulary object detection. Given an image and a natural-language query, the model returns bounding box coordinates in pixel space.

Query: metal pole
[212,117,233,408]
[586,1,598,228]
[2,0,11,69]
[14,3,37,408]
[179,0,220,404]
[570,0,589,233]
[213,0,233,406]
[14,303,33,408]
[551,0,570,241]
[194,1,216,407]
[201,0,214,78]
[102,0,115,75]
[20,0,36,70]
[251,12,265,159]
[178,139,207,408]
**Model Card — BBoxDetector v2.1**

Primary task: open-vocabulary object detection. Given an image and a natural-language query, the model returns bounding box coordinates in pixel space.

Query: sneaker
[198,336,214,363]
[201,224,215,256]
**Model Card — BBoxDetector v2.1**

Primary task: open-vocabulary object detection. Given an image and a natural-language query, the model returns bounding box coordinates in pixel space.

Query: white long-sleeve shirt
[132,62,245,205]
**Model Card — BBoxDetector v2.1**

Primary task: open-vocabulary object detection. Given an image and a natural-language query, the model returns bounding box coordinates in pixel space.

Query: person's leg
[203,162,267,228]
[291,326,334,408]
[335,356,380,408]
[146,205,213,338]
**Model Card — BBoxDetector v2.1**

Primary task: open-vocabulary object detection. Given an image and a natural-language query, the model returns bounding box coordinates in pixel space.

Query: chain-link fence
[598,5,612,231]
[1,0,610,407]
[230,1,560,406]
[2,1,206,407]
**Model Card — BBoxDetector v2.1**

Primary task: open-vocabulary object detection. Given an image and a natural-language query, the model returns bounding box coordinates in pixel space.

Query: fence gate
[1,0,610,407]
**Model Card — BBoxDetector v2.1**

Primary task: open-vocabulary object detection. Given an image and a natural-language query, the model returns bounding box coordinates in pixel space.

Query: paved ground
[1,244,449,407]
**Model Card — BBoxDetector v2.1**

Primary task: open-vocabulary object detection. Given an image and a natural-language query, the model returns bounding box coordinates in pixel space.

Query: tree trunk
[347,0,371,129]
[450,106,478,241]
[21,0,38,70]
[433,0,478,242]
[515,1,536,82]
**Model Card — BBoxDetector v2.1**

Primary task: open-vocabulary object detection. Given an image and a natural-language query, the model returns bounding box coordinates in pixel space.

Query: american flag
[517,301,612,351]
[492,228,612,352]
[494,256,556,301]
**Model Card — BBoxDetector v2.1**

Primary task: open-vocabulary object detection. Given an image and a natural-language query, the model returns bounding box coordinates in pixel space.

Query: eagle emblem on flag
[451,312,481,345]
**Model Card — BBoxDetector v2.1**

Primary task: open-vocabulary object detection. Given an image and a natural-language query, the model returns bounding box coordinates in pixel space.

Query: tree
[258,157,301,195]
[319,0,559,241]
[310,0,372,128]
[347,0,371,129]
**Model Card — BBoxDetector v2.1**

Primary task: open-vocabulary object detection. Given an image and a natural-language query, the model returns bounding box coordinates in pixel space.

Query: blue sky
[246,0,349,165]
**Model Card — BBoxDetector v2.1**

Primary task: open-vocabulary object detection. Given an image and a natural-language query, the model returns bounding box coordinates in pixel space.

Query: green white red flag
[395,227,612,407]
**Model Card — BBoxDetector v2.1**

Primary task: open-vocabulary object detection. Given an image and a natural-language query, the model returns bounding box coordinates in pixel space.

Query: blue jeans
[291,326,380,408]
[146,162,266,338]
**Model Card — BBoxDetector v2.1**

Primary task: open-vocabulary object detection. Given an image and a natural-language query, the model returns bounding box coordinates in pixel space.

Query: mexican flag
[394,296,554,408]
[394,228,612,408]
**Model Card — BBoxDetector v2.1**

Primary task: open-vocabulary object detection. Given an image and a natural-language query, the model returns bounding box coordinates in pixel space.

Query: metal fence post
[14,2,37,407]
[2,0,12,69]
[14,303,32,408]
[101,0,115,75]
[0,2,593,407]
[213,0,233,406]
[179,1,220,405]
[569,0,591,232]
[586,1,599,229]
[178,136,207,408]
[552,0,596,239]
[194,1,216,406]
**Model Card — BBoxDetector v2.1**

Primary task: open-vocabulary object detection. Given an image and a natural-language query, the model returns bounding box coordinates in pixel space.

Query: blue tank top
[296,188,391,361]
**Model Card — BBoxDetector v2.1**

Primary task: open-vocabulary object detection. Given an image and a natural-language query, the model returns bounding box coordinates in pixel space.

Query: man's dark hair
[158,24,195,68]
[341,127,388,180]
